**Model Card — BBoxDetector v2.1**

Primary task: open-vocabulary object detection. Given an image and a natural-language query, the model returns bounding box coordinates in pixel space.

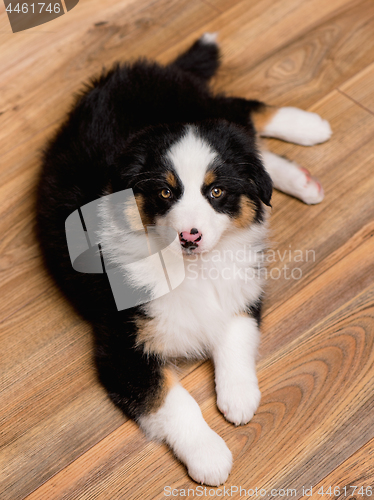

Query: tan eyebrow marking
[133,193,152,226]
[204,169,216,186]
[165,171,177,188]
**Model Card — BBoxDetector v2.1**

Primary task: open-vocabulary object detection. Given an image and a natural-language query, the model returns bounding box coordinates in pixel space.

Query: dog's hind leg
[252,105,332,146]
[95,320,232,486]
[170,32,220,82]
[139,381,233,486]
[250,104,330,203]
[261,150,324,204]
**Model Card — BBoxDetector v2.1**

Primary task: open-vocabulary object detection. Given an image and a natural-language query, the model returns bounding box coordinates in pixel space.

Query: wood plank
[339,62,374,114]
[221,0,374,109]
[262,292,374,498]
[0,286,201,499]
[158,0,353,72]
[0,0,217,159]
[24,276,374,499]
[261,216,374,357]
[0,289,124,500]
[0,125,60,325]
[200,0,242,14]
[300,439,374,499]
[261,90,374,315]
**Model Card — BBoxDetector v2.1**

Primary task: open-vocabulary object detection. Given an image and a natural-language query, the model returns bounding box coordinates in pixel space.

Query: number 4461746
[6,3,61,14]
[317,486,373,496]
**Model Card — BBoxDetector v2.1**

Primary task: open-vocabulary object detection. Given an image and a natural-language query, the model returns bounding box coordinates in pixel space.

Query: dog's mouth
[181,245,199,256]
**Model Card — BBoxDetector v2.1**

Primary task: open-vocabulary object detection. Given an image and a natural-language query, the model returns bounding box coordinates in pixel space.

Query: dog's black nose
[190,228,199,235]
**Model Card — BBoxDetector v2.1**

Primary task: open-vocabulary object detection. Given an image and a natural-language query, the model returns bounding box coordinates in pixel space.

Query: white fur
[261,150,324,204]
[97,196,179,300]
[260,107,332,146]
[144,220,268,358]
[160,126,232,253]
[139,384,232,486]
[200,32,218,45]
[213,315,261,425]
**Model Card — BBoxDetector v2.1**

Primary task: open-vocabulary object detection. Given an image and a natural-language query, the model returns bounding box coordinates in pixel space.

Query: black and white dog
[36,33,331,486]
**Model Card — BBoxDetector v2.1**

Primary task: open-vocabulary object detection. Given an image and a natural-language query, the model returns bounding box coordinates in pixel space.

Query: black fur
[36,37,272,421]
[171,37,220,81]
[246,299,263,327]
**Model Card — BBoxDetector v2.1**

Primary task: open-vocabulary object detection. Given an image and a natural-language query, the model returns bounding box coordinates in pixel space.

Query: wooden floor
[1,0,374,498]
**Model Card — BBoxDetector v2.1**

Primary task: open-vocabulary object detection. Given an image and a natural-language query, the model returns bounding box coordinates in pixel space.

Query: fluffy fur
[36,34,331,486]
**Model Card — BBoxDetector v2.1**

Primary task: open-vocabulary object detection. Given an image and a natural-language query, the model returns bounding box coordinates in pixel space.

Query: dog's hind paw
[261,151,325,204]
[261,107,332,146]
[295,166,324,204]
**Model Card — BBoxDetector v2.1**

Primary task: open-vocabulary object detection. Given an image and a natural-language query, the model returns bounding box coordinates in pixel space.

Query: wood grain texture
[300,438,374,500]
[0,0,217,159]
[261,90,374,315]
[1,0,374,498]
[158,0,353,77]
[220,0,374,107]
[23,283,374,500]
[340,62,374,115]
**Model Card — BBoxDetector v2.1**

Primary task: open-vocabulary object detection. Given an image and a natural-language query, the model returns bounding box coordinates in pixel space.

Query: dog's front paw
[185,428,232,486]
[217,380,261,426]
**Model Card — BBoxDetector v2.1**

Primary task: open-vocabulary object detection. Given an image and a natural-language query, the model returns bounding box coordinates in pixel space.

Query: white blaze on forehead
[166,126,217,190]
[162,125,230,251]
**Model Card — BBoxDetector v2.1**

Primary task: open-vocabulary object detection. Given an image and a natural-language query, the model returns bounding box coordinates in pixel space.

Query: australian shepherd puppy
[36,33,331,486]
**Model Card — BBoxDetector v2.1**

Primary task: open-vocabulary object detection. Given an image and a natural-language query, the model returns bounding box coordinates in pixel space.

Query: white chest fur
[143,222,267,358]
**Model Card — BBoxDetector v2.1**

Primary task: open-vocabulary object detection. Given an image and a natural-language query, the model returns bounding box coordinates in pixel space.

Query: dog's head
[110,121,272,255]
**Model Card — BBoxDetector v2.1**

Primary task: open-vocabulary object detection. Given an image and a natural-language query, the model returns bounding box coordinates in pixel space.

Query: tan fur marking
[134,193,152,227]
[123,193,145,231]
[135,315,177,413]
[135,316,166,356]
[238,311,249,318]
[148,366,177,413]
[165,171,177,188]
[233,195,256,228]
[252,105,279,133]
[204,169,216,186]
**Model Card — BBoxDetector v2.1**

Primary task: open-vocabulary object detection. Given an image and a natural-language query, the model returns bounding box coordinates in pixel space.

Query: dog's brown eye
[211,187,223,198]
[160,188,172,199]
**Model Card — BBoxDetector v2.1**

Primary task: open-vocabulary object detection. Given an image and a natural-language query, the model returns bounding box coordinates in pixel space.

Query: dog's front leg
[213,315,261,426]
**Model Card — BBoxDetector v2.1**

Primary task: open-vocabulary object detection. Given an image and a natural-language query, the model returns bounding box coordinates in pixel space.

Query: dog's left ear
[253,164,273,207]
